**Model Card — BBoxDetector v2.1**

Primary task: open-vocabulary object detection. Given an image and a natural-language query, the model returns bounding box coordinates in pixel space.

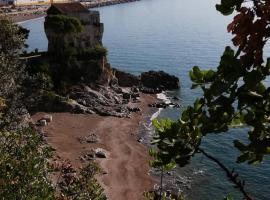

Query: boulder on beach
[95,148,107,158]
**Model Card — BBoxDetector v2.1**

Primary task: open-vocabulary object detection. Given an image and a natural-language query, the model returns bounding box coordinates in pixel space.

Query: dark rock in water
[141,70,179,90]
[114,69,140,87]
[173,96,180,101]
[149,102,181,109]
[149,102,167,108]
[140,87,162,94]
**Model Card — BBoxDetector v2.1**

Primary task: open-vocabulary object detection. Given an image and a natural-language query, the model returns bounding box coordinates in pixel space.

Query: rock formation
[26,3,180,118]
[141,70,179,90]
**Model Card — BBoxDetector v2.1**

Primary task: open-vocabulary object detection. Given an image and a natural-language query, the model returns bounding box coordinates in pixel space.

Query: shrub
[0,128,56,199]
[45,15,83,34]
[60,162,107,200]
[79,45,108,60]
[26,59,50,76]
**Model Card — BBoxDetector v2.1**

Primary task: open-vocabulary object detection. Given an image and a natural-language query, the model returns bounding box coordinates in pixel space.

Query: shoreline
[14,14,45,23]
[3,0,141,23]
[32,92,157,200]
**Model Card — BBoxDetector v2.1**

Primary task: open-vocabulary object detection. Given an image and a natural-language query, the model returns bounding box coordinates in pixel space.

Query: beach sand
[12,14,46,23]
[32,93,156,200]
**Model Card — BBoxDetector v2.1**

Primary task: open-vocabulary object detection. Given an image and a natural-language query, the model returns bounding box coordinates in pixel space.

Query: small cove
[21,0,270,199]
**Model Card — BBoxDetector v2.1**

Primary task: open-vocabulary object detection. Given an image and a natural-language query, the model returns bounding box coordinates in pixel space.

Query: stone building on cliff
[45,2,104,56]
[44,2,114,85]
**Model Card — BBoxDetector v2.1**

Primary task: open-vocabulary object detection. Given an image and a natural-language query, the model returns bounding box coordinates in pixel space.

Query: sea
[20,0,270,199]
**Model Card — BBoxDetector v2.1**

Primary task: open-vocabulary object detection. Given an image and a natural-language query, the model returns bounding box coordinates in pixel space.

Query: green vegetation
[60,162,106,200]
[79,45,108,60]
[0,128,56,199]
[150,0,270,199]
[0,15,106,200]
[44,15,83,34]
[144,191,184,200]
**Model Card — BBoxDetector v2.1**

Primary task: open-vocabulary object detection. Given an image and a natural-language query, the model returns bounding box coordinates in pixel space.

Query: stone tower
[45,2,104,55]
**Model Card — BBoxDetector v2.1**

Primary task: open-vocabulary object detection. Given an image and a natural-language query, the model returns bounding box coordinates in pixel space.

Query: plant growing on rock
[44,15,83,34]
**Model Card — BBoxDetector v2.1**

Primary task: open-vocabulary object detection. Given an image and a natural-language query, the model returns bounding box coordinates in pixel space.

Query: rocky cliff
[26,3,180,117]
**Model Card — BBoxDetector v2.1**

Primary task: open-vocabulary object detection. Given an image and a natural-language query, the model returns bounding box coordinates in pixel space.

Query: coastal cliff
[22,3,180,199]
[24,2,180,117]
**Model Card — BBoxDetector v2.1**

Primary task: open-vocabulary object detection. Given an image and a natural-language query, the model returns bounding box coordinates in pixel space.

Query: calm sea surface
[21,0,270,199]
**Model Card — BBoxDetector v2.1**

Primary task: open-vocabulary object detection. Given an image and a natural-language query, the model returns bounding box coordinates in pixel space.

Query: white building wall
[13,0,72,5]
[14,0,50,5]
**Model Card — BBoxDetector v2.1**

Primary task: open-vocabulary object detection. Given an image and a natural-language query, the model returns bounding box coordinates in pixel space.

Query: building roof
[48,2,89,14]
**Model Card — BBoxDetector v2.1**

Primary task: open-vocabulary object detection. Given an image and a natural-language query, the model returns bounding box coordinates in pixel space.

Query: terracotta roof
[50,2,89,14]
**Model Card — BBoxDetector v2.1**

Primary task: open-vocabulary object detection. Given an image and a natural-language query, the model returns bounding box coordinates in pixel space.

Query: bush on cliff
[78,45,108,60]
[44,15,83,34]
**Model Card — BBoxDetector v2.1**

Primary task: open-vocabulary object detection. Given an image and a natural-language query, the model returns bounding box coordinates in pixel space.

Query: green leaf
[244,70,263,88]
[151,139,161,144]
[193,66,204,81]
[194,98,203,112]
[164,162,176,171]
[224,194,234,200]
[204,70,216,81]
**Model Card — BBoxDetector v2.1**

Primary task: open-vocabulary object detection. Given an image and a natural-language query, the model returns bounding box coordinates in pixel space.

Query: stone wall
[45,10,103,56]
[69,11,104,49]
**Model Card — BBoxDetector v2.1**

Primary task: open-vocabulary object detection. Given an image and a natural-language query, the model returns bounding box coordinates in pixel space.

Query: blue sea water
[21,0,270,199]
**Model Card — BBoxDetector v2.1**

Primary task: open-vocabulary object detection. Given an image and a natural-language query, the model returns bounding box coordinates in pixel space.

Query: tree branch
[198,147,254,200]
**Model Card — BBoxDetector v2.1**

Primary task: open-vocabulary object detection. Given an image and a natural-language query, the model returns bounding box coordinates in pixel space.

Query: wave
[149,91,171,123]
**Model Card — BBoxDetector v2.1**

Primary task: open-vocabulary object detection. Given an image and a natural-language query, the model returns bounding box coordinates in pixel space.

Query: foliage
[79,45,108,60]
[26,59,50,76]
[0,15,106,200]
[45,15,83,34]
[150,0,270,199]
[144,191,185,200]
[0,16,25,56]
[0,128,56,199]
[60,162,106,200]
[0,16,28,130]
[0,16,26,98]
[224,195,234,200]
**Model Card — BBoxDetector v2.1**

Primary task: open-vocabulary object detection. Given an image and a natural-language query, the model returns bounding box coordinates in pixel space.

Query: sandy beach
[32,93,157,200]
[12,13,45,23]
